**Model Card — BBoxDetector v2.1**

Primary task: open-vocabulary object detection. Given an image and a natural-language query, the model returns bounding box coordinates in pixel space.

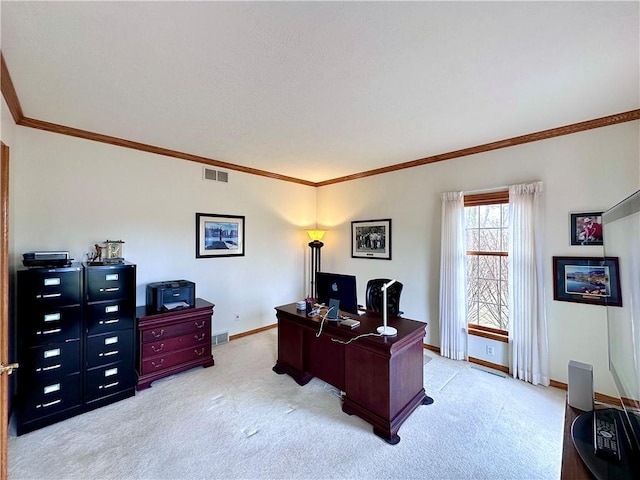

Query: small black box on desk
[146,280,195,313]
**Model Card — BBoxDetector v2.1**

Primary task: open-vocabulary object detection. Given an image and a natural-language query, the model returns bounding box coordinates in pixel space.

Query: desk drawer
[141,318,209,344]
[142,331,209,358]
[86,330,134,368]
[141,345,211,375]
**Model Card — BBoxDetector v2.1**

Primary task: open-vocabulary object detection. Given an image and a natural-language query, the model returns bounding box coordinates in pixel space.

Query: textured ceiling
[1,1,638,183]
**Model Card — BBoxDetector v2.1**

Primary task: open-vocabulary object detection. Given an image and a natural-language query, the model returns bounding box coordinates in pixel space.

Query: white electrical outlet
[486,345,494,356]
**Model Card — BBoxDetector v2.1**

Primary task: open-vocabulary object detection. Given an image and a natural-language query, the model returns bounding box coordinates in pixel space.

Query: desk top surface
[275,302,427,345]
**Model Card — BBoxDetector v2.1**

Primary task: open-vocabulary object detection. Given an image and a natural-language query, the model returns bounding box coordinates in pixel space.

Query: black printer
[146,280,195,313]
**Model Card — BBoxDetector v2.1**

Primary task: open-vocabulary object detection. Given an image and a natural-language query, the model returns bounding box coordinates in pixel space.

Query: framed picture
[195,213,245,258]
[570,212,603,246]
[351,219,392,260]
[552,256,621,306]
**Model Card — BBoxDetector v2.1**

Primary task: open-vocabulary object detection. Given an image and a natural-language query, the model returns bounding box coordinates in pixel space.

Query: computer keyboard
[593,409,621,462]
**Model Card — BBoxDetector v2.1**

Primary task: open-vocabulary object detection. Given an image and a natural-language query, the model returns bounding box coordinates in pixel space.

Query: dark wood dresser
[135,298,214,390]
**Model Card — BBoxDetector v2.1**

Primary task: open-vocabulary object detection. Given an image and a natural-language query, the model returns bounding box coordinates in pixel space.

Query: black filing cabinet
[14,262,137,435]
[83,262,136,408]
[15,264,84,435]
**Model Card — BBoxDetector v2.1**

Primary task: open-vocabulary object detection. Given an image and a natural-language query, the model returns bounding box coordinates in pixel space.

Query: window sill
[468,325,508,343]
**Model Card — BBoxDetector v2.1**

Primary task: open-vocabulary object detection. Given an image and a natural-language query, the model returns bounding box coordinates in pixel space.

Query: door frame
[1,141,10,480]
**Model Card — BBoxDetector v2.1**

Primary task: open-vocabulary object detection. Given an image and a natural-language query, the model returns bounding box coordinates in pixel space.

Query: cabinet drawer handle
[36,364,61,372]
[151,359,164,368]
[195,321,205,329]
[99,350,119,357]
[151,344,165,353]
[37,328,62,335]
[194,333,205,341]
[194,348,205,356]
[99,381,119,390]
[99,319,120,325]
[39,293,62,299]
[100,287,120,293]
[151,329,164,338]
[38,399,62,409]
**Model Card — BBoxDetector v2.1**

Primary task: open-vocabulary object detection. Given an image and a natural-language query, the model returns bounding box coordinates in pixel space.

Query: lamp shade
[306,229,327,242]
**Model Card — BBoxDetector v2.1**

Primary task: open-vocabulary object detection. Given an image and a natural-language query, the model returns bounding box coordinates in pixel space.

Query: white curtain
[439,191,467,360]
[509,181,549,385]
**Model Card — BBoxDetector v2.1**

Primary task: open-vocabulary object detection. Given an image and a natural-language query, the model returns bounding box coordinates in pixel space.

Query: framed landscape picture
[196,213,245,258]
[570,212,603,246]
[351,219,391,260]
[552,256,621,306]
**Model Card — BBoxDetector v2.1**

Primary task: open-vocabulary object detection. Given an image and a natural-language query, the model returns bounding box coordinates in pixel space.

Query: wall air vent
[212,331,229,346]
[203,168,229,183]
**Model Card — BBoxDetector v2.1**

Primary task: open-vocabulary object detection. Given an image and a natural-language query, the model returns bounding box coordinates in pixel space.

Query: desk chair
[365,278,403,317]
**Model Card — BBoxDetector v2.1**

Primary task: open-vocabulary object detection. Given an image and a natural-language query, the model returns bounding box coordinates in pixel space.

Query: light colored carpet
[8,329,566,479]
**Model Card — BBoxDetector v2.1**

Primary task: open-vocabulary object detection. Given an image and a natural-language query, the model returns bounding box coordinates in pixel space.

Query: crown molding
[315,109,640,186]
[1,52,24,124]
[18,116,315,186]
[2,51,638,187]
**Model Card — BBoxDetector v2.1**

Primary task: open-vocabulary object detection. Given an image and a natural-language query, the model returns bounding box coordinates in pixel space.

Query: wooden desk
[272,303,432,444]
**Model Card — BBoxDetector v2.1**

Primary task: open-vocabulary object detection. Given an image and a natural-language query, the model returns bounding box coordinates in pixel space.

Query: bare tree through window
[465,196,509,331]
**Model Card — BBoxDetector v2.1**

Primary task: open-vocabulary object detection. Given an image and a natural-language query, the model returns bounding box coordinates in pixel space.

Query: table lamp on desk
[377,279,398,336]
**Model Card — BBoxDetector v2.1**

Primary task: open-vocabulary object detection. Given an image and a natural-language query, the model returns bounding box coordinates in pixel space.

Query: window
[465,191,509,333]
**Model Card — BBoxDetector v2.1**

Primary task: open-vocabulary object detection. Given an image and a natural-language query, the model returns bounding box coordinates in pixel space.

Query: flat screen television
[315,272,358,314]
[602,189,640,472]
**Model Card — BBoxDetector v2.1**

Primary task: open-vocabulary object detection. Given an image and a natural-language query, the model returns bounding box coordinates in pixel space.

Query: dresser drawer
[85,265,135,302]
[141,345,211,375]
[85,362,135,400]
[86,299,135,335]
[142,331,210,358]
[19,268,82,307]
[20,305,82,347]
[86,330,134,368]
[141,317,210,344]
[20,341,81,381]
[20,373,81,418]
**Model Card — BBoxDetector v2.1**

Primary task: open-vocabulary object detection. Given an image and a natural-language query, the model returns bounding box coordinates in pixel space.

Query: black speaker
[568,360,594,411]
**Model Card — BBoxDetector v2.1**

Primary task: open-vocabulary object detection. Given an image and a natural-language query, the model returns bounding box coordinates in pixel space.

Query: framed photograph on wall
[570,212,603,246]
[552,256,621,306]
[351,219,392,260]
[196,213,245,258]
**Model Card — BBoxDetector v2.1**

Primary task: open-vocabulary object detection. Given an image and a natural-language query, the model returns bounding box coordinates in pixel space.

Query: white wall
[5,118,317,336]
[317,121,640,396]
[4,92,639,396]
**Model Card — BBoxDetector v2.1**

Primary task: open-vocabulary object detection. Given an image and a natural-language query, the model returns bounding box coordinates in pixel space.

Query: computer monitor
[315,272,358,314]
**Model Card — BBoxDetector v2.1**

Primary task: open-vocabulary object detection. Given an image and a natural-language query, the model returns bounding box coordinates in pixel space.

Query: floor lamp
[307,229,326,299]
